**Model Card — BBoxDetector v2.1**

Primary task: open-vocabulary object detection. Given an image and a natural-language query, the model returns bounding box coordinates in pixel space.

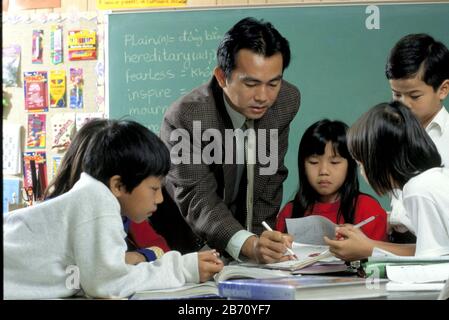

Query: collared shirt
[224,95,246,130]
[425,106,449,167]
[389,106,449,232]
[224,95,246,202]
[223,95,256,261]
[403,167,449,256]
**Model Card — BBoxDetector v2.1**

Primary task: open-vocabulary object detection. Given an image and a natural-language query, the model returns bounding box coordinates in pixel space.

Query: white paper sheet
[286,215,336,245]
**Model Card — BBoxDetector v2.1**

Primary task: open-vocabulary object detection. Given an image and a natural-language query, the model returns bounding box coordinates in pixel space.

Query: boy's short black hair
[347,101,441,195]
[216,17,291,79]
[385,33,449,91]
[82,120,170,193]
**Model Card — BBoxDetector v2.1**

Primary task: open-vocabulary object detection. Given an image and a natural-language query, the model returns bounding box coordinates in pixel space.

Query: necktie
[244,119,255,232]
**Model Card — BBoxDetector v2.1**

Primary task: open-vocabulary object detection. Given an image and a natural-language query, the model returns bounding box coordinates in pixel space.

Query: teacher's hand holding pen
[248,221,297,264]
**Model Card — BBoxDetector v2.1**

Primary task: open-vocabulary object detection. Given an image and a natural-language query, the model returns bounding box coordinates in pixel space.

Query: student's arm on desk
[370,242,416,256]
[324,225,415,261]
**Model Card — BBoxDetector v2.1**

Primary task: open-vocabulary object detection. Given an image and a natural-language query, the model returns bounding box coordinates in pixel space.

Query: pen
[334,215,379,241]
[353,214,379,229]
[261,221,298,260]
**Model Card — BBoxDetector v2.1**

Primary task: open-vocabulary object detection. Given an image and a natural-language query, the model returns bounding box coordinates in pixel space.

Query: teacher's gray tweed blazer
[160,77,300,252]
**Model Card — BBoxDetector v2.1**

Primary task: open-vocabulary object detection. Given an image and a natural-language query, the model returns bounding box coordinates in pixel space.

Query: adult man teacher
[160,17,301,263]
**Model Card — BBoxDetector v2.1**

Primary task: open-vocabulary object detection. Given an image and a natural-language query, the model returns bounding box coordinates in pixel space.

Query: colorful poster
[32,30,43,64]
[69,68,83,109]
[24,71,48,112]
[51,25,63,64]
[49,69,66,108]
[51,112,75,151]
[27,114,46,148]
[68,30,97,61]
[23,151,47,203]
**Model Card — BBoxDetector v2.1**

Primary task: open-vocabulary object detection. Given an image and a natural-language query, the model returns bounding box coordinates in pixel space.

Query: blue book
[130,265,288,300]
[218,275,388,300]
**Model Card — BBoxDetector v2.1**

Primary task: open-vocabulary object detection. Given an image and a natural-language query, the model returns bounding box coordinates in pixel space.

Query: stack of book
[218,275,388,300]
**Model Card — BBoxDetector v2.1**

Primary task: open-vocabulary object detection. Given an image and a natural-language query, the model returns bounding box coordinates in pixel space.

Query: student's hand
[324,225,374,261]
[335,223,365,240]
[125,251,146,265]
[198,250,224,282]
[250,231,296,264]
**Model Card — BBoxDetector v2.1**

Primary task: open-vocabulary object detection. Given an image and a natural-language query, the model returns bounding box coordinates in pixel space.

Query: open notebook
[130,265,290,300]
[240,242,342,272]
[238,215,343,272]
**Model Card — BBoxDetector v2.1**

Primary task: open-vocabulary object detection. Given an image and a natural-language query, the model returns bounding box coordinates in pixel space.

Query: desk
[383,291,440,300]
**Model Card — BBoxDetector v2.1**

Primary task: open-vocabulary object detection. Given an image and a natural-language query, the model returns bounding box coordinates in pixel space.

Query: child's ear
[213,67,227,89]
[108,175,124,197]
[438,79,449,100]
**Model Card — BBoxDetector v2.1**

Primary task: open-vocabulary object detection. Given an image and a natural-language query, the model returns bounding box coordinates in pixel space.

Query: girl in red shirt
[276,119,387,241]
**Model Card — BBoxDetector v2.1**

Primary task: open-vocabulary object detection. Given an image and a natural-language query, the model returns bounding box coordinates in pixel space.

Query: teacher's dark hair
[216,17,291,79]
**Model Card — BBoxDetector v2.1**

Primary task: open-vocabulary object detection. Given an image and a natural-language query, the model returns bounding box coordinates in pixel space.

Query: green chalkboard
[106,3,449,208]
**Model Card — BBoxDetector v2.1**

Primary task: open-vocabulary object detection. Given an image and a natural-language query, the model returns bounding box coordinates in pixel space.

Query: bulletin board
[2,11,105,207]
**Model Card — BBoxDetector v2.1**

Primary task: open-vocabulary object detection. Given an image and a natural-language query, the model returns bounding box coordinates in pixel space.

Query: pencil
[353,215,379,229]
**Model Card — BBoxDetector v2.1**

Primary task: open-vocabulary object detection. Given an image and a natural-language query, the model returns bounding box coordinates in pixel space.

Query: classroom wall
[2,0,445,209]
[3,0,447,13]
[2,2,105,209]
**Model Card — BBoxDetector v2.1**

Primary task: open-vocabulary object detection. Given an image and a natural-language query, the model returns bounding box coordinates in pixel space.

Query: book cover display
[68,29,96,61]
[4,10,101,210]
[23,151,48,203]
[24,71,48,112]
[27,114,46,148]
[50,24,63,64]
[69,68,83,109]
[32,29,43,64]
[51,112,75,151]
[49,70,66,108]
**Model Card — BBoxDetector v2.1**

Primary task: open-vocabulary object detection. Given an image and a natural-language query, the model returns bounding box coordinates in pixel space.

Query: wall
[2,2,104,209]
[2,0,445,209]
[3,0,447,13]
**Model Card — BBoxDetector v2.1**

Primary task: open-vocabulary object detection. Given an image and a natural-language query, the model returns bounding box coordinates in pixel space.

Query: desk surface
[383,291,440,300]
